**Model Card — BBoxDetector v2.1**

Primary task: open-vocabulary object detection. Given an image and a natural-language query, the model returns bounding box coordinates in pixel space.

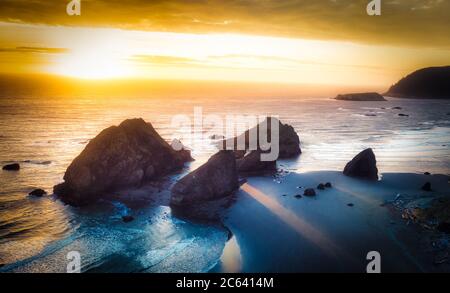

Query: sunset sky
[0,0,449,89]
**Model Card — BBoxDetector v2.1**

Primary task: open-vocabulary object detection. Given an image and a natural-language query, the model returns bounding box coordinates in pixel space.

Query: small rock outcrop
[304,188,316,197]
[29,189,47,197]
[343,148,378,181]
[335,92,386,101]
[236,150,276,174]
[2,163,20,171]
[54,118,193,206]
[220,117,301,159]
[209,134,225,140]
[170,151,239,206]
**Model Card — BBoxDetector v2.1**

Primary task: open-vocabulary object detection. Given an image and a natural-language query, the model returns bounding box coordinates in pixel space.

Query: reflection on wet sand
[216,236,242,273]
[241,183,347,259]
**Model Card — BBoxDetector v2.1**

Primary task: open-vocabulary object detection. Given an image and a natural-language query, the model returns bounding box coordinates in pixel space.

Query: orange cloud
[0,0,449,48]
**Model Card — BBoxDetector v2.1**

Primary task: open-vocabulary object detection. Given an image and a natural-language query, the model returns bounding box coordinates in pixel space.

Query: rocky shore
[52,117,301,208]
[46,115,449,268]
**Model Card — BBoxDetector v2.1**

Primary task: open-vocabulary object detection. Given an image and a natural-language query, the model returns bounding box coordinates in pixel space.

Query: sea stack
[236,150,277,174]
[335,92,386,101]
[343,148,379,181]
[53,118,193,206]
[220,117,301,159]
[170,151,239,206]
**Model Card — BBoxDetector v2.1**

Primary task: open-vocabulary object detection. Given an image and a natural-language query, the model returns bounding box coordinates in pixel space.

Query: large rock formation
[170,151,239,206]
[236,150,276,174]
[335,92,386,101]
[220,117,301,159]
[343,148,378,181]
[386,66,450,99]
[54,118,193,205]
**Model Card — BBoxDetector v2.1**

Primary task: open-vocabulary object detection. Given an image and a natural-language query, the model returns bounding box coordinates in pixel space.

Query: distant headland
[386,66,450,99]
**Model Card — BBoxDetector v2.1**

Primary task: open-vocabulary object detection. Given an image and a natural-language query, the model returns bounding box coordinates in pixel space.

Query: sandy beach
[208,171,450,273]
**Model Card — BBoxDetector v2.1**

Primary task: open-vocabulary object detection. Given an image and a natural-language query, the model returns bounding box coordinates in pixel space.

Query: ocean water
[0,95,449,272]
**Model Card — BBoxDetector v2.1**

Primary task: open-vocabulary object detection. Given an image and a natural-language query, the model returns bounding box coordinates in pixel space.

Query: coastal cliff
[386,66,450,99]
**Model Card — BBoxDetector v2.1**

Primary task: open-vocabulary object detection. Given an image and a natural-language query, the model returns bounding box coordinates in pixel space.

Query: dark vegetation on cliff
[386,66,450,99]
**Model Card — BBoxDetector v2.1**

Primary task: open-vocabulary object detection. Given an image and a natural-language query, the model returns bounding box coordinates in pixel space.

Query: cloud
[130,55,197,66]
[0,46,68,54]
[0,0,449,47]
[131,53,388,72]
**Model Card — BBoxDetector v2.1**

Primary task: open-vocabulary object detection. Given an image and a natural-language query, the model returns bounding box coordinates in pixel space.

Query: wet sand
[214,171,450,272]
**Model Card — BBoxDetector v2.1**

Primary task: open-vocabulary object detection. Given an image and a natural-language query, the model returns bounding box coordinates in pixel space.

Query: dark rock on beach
[317,183,325,190]
[170,151,239,206]
[2,163,20,171]
[236,150,276,174]
[335,92,386,101]
[386,66,450,99]
[325,182,332,188]
[53,118,193,206]
[398,113,409,117]
[220,117,301,159]
[421,182,432,192]
[303,188,316,197]
[29,189,47,197]
[343,148,378,181]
